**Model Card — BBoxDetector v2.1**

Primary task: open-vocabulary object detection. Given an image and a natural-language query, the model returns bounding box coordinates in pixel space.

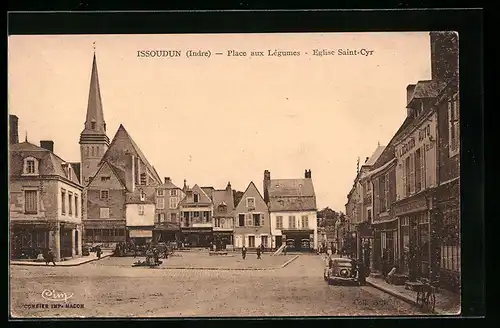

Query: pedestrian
[381,248,389,278]
[44,249,56,266]
[358,260,366,285]
[242,245,247,260]
[260,244,265,254]
[256,246,261,259]
[327,247,332,258]
[96,245,102,259]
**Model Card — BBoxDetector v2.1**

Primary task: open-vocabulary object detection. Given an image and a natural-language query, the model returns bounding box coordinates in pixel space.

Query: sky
[8,32,432,211]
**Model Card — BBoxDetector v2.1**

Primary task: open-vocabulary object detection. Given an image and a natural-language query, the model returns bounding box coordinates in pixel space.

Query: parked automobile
[324,257,359,285]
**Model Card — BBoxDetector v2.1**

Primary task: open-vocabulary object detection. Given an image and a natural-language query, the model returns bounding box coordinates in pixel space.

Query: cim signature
[41,289,74,302]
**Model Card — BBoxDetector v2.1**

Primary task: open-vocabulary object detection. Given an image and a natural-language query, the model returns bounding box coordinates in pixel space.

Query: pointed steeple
[80,51,110,144]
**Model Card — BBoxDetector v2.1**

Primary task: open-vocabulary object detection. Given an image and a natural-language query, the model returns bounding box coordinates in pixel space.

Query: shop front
[83,220,127,244]
[10,221,51,259]
[372,218,398,274]
[213,231,233,250]
[394,191,435,281]
[153,222,181,243]
[181,227,213,248]
[282,229,314,252]
[127,227,154,245]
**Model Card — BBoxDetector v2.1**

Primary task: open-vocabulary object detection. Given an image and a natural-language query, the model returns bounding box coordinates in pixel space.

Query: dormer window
[218,204,226,212]
[23,157,39,175]
[246,197,255,208]
[193,193,199,203]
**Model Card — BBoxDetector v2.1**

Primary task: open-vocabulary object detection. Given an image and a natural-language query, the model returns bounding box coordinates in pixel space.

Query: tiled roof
[212,188,235,217]
[364,146,386,166]
[268,178,315,197]
[201,187,215,200]
[10,142,82,186]
[268,196,317,212]
[408,80,448,105]
[99,124,162,184]
[159,179,180,189]
[179,184,213,206]
[125,186,156,204]
[68,162,81,184]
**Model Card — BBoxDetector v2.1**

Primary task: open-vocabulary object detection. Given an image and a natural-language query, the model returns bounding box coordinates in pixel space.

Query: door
[75,230,79,255]
[275,236,282,249]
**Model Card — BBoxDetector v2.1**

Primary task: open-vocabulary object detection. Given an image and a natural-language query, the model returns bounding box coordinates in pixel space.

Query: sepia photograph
[8,31,461,318]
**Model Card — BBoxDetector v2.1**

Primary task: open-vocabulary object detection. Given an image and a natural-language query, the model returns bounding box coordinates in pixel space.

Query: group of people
[241,244,265,260]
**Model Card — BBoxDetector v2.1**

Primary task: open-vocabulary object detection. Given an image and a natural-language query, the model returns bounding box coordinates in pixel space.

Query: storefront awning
[129,230,153,238]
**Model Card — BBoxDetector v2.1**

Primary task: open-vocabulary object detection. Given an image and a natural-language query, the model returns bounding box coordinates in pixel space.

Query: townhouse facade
[233,181,271,250]
[179,184,214,247]
[212,183,235,250]
[153,177,184,243]
[265,169,318,251]
[9,133,84,262]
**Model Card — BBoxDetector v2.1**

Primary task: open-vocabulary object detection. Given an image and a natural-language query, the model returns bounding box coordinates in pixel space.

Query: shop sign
[393,197,428,216]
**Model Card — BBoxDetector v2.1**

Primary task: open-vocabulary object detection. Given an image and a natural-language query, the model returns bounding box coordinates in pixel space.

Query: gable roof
[179,184,213,206]
[408,80,447,106]
[363,145,386,166]
[10,142,83,187]
[238,181,266,206]
[87,161,127,189]
[212,188,235,217]
[99,124,161,183]
[268,178,315,198]
[201,187,215,200]
[68,162,81,184]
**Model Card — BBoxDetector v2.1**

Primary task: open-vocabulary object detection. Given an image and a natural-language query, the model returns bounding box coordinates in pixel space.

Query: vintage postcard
[8,32,460,318]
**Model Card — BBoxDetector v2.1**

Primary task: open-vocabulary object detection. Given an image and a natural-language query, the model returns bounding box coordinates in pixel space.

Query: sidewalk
[10,251,113,267]
[366,276,461,315]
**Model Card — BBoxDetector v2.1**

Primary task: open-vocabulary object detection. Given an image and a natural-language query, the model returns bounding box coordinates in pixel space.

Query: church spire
[80,49,110,144]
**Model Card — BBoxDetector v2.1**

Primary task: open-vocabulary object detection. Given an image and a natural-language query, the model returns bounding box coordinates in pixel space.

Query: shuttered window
[384,173,389,210]
[260,214,265,226]
[289,216,296,228]
[24,190,37,214]
[245,213,252,227]
[409,153,415,195]
[374,177,380,214]
[276,216,283,229]
[302,215,309,228]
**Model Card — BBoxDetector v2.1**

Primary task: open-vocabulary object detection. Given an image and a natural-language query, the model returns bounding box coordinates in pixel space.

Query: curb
[140,255,300,271]
[10,254,112,267]
[365,279,443,315]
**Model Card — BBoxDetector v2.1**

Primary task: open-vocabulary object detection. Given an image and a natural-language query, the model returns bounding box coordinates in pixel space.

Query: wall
[57,181,83,224]
[234,183,270,235]
[437,90,460,183]
[9,179,59,220]
[270,210,318,249]
[155,188,184,223]
[80,143,108,186]
[126,204,155,226]
[395,112,438,201]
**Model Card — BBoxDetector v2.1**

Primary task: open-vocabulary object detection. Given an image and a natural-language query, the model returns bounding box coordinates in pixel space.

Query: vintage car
[82,245,91,256]
[324,257,359,285]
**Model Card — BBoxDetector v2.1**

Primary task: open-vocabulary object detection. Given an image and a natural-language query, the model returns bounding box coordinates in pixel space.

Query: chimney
[40,140,54,153]
[226,181,231,190]
[365,157,369,163]
[9,115,19,145]
[263,170,271,203]
[183,179,187,191]
[164,177,171,184]
[308,169,311,178]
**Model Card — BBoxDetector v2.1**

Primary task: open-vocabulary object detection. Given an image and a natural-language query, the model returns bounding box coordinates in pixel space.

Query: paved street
[10,254,420,318]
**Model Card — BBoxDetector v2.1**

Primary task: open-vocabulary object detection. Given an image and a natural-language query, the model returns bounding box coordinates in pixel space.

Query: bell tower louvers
[79,53,110,185]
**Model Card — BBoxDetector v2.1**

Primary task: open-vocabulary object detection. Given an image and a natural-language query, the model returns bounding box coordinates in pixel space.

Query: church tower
[79,52,110,185]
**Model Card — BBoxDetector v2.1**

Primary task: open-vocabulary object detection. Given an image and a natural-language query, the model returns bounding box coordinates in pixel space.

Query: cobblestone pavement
[10,255,421,318]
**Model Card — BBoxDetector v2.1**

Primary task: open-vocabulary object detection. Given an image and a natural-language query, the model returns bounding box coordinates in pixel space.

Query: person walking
[256,246,262,259]
[260,244,265,254]
[96,245,102,259]
[242,245,247,260]
[44,249,56,266]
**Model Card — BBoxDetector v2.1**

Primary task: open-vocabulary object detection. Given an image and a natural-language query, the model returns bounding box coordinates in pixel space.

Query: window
[288,216,296,228]
[420,147,426,190]
[91,122,96,130]
[100,207,110,218]
[101,176,110,182]
[170,213,177,222]
[169,197,178,209]
[248,236,255,248]
[276,216,283,229]
[61,189,66,215]
[140,192,146,201]
[218,204,226,212]
[239,214,245,227]
[91,146,95,157]
[140,173,147,186]
[260,214,265,226]
[194,211,200,217]
[380,175,386,212]
[384,173,389,210]
[24,190,37,214]
[156,197,165,209]
[157,189,164,196]
[301,215,309,228]
[23,157,38,175]
[449,92,460,157]
[75,195,79,217]
[245,214,253,227]
[415,149,422,192]
[171,189,177,196]
[138,205,144,215]
[409,153,415,195]
[261,236,268,248]
[193,193,199,203]
[68,193,73,216]
[253,213,261,226]
[100,190,109,199]
[246,197,255,208]
[404,156,411,196]
[156,213,165,223]
[367,209,372,221]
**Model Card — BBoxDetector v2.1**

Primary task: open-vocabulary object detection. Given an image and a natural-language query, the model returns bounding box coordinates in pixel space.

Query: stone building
[233,181,270,250]
[10,135,84,261]
[153,177,184,243]
[211,183,235,250]
[179,184,214,247]
[265,169,318,251]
